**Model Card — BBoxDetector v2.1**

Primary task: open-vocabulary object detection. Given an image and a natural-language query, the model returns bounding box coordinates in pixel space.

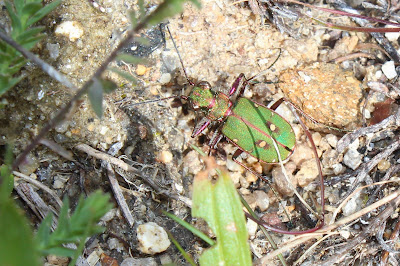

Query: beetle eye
[197,81,211,90]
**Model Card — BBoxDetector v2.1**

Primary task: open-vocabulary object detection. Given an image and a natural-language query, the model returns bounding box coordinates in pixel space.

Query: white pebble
[332,163,345,175]
[253,190,270,212]
[121,258,157,266]
[382,61,398,80]
[247,218,258,238]
[137,222,170,254]
[55,21,84,42]
[342,192,361,216]
[348,138,359,150]
[343,149,363,170]
[159,73,171,84]
[385,25,400,42]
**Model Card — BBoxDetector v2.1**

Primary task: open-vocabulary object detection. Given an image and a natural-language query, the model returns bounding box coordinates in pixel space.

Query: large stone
[279,63,363,130]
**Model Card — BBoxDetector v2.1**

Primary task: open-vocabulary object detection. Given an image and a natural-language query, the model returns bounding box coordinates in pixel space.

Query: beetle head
[187,81,215,111]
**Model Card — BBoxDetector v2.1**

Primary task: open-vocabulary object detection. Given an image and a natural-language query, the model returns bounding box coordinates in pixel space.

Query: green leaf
[100,79,118,94]
[13,0,24,15]
[0,165,14,200]
[135,36,150,46]
[128,10,137,27]
[138,0,145,20]
[108,67,137,83]
[36,191,112,259]
[16,26,45,43]
[44,246,76,257]
[5,1,22,36]
[88,78,104,118]
[19,34,45,49]
[0,76,24,96]
[26,0,62,27]
[22,2,43,20]
[116,53,144,64]
[145,0,201,28]
[192,170,252,266]
[0,198,40,266]
[36,212,53,250]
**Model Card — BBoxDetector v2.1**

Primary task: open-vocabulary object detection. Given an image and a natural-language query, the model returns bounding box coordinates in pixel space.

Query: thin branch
[13,170,63,208]
[106,162,135,227]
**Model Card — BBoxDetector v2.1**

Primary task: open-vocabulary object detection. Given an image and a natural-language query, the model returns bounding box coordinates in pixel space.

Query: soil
[2,0,400,265]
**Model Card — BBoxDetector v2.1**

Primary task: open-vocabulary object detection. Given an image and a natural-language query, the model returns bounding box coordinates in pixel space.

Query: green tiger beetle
[136,26,325,235]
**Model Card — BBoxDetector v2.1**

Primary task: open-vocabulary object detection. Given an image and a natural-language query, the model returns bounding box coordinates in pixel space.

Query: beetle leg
[228,73,248,97]
[207,130,224,156]
[269,97,285,111]
[192,117,211,138]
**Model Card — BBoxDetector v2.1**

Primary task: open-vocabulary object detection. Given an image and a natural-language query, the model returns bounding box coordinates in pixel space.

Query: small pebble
[158,150,173,163]
[159,254,172,265]
[311,132,322,146]
[183,150,202,175]
[295,159,319,187]
[137,222,171,254]
[253,190,269,212]
[46,43,60,59]
[342,192,362,216]
[247,218,258,238]
[159,73,172,84]
[290,142,314,166]
[18,153,39,175]
[100,208,117,222]
[348,138,360,150]
[55,21,84,42]
[47,255,69,265]
[272,165,296,196]
[382,61,397,80]
[332,163,345,175]
[325,134,338,148]
[121,257,157,266]
[107,238,124,252]
[378,159,391,171]
[136,65,147,76]
[343,149,363,170]
[339,230,351,239]
[385,25,400,42]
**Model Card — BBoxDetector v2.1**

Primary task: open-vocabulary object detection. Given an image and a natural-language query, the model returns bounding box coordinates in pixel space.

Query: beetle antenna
[129,95,188,107]
[166,25,195,86]
[247,48,281,82]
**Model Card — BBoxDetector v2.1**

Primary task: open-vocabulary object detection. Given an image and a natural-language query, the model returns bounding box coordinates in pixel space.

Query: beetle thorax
[188,85,215,110]
[188,81,233,121]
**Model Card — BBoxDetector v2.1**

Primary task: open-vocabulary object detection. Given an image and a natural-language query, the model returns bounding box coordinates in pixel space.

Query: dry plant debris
[2,0,400,264]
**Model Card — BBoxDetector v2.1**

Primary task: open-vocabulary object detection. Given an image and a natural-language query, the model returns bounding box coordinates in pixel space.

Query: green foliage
[145,0,201,27]
[35,191,112,262]
[0,0,61,96]
[0,159,112,265]
[192,170,252,266]
[0,163,41,266]
[167,169,252,265]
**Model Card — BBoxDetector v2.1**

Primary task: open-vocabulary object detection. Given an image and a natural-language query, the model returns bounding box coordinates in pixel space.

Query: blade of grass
[163,211,215,246]
[166,231,197,266]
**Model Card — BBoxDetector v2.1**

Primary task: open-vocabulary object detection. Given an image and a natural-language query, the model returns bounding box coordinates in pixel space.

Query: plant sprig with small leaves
[0,0,61,96]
